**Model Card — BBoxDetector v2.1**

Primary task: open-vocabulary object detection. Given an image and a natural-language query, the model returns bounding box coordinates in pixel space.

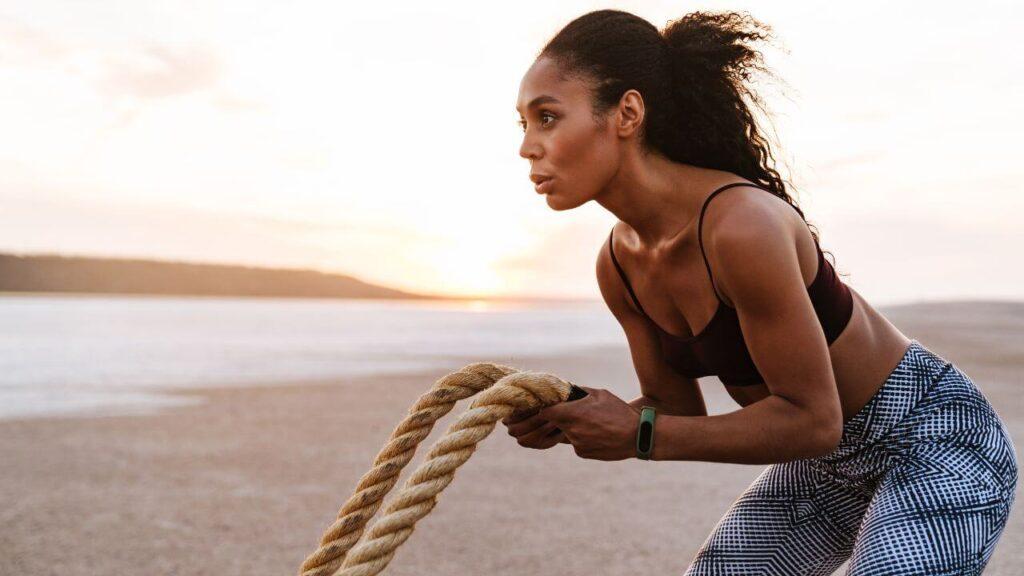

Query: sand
[1,301,1021,575]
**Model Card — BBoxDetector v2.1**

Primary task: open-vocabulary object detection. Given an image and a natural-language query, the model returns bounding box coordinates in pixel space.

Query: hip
[807,339,1019,502]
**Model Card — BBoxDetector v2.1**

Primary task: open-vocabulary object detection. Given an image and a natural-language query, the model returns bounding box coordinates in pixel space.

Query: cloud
[0,17,229,108]
[98,45,223,100]
[0,17,68,64]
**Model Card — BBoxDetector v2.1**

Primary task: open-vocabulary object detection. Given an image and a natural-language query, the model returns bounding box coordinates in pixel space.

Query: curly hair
[537,9,828,251]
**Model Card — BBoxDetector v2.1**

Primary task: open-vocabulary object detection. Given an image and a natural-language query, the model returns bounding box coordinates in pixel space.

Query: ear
[615,89,645,138]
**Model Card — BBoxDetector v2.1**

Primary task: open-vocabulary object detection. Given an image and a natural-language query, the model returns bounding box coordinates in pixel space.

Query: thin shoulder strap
[607,227,647,316]
[697,182,770,304]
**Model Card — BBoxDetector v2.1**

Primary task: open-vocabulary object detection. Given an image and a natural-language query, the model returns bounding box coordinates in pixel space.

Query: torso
[612,179,913,423]
[722,286,912,422]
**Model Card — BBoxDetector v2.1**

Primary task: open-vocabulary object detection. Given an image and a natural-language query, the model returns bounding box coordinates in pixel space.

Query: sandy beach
[1,300,1021,575]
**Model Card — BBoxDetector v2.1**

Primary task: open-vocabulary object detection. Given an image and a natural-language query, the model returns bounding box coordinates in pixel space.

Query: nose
[519,134,541,161]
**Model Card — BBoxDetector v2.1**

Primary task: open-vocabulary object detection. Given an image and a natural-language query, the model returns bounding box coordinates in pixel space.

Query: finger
[521,420,559,441]
[501,408,538,426]
[518,421,561,447]
[538,403,571,424]
[535,430,565,450]
[506,413,549,437]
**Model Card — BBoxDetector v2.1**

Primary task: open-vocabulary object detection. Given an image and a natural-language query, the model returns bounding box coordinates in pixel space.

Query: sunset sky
[2,1,1021,305]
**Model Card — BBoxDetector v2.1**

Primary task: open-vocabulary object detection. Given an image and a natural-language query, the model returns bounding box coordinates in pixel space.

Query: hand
[501,408,570,450]
[537,386,640,461]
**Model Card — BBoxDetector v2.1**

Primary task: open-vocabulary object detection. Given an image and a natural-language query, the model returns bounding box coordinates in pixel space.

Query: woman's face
[516,57,619,210]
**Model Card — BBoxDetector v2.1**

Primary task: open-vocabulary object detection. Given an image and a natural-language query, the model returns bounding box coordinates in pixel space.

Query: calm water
[0,295,622,420]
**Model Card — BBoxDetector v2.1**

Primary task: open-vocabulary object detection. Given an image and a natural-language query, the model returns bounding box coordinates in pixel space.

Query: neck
[594,149,736,249]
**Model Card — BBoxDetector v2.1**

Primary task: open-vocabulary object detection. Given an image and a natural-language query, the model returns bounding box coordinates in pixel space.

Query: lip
[534,177,554,194]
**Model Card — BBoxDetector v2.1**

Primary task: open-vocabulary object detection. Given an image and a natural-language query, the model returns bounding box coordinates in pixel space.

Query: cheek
[554,126,614,189]
[577,144,617,196]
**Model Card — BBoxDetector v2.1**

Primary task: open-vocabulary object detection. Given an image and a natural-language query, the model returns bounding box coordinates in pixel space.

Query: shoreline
[2,305,1021,574]
[1,342,762,575]
[0,343,627,424]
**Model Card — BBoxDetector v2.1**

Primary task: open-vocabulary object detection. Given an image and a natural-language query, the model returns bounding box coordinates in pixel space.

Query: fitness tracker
[636,406,657,460]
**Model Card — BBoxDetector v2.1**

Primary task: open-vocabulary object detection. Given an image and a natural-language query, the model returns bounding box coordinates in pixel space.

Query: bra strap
[608,227,647,316]
[697,182,771,305]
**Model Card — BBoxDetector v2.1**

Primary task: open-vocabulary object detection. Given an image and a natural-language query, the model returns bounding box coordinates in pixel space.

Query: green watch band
[636,406,657,460]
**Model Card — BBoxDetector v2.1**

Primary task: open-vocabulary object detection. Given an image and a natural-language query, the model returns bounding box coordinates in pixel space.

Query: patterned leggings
[684,340,1018,575]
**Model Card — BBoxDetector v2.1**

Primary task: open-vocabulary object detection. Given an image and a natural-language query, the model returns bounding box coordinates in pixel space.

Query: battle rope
[297,362,584,576]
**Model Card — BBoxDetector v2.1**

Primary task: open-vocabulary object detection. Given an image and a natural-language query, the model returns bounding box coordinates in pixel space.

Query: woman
[503,9,1017,575]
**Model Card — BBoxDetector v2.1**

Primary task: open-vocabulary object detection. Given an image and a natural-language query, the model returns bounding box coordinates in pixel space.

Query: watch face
[638,420,653,453]
[637,406,656,459]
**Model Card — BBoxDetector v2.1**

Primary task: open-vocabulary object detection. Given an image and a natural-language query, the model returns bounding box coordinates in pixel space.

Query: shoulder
[595,223,622,298]
[703,186,798,245]
[596,222,639,320]
[700,185,804,306]
[700,183,799,237]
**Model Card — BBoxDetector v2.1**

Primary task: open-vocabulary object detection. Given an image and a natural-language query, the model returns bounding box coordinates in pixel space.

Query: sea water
[0,295,622,420]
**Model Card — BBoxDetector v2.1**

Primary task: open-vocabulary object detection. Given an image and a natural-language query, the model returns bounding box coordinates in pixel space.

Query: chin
[545,191,590,211]
[544,193,568,211]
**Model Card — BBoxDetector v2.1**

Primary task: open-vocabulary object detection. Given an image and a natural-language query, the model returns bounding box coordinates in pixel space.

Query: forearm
[650,394,838,464]
[628,394,706,417]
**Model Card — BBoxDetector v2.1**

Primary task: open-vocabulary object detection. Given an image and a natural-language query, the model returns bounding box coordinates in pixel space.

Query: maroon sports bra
[608,182,854,386]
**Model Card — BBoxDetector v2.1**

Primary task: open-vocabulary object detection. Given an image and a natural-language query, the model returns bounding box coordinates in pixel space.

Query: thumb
[539,398,579,423]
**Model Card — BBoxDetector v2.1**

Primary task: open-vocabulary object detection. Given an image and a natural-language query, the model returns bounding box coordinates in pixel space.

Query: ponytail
[539,9,825,249]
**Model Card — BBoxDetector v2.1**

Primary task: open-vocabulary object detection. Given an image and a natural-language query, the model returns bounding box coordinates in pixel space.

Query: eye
[518,112,556,132]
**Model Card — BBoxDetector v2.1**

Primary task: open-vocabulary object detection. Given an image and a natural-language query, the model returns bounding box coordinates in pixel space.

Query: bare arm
[597,231,708,418]
[503,235,709,451]
[648,199,844,464]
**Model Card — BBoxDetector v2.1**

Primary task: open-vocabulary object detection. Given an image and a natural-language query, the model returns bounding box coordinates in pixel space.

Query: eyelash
[519,112,555,132]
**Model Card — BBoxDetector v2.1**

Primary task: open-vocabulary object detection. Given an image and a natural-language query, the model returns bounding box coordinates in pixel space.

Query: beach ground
[1,301,1020,574]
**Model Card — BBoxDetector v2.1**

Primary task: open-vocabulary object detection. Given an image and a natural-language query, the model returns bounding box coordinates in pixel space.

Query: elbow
[777,394,844,459]
[781,389,844,459]
[808,415,843,458]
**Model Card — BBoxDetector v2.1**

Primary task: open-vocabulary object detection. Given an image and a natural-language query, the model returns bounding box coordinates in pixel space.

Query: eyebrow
[515,95,561,114]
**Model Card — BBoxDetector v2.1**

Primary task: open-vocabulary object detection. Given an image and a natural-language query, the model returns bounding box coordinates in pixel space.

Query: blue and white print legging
[684,340,1018,575]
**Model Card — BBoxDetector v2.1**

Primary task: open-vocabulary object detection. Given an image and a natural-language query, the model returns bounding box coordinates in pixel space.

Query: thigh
[845,420,1018,576]
[684,459,871,576]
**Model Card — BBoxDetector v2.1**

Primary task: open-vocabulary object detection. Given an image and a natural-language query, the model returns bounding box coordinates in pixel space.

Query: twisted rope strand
[330,370,573,576]
[297,362,520,576]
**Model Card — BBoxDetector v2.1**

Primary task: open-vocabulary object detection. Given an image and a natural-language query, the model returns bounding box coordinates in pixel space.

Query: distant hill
[0,253,449,300]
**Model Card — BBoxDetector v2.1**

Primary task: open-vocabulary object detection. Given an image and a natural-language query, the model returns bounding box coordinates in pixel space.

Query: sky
[1,0,1022,305]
